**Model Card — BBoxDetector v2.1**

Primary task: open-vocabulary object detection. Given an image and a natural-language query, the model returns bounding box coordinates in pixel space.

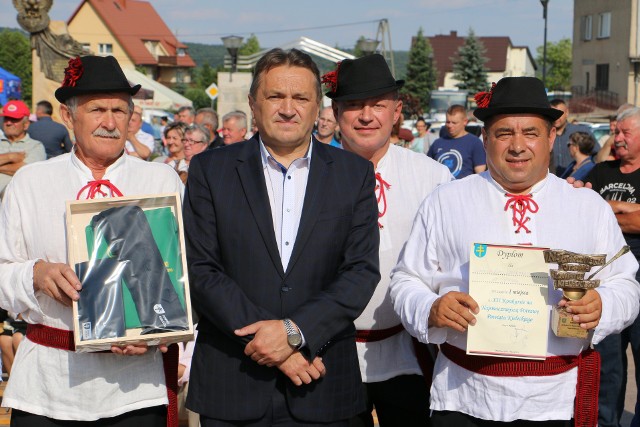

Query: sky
[2,0,574,55]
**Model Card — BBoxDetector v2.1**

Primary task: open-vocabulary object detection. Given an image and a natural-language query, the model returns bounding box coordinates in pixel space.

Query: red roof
[68,0,196,68]
[416,31,523,87]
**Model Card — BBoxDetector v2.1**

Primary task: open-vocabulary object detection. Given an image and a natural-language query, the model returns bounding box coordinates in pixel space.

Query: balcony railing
[569,86,619,113]
[158,55,178,66]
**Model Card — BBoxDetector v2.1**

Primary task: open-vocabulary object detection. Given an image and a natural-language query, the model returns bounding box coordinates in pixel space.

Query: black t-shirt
[587,160,640,277]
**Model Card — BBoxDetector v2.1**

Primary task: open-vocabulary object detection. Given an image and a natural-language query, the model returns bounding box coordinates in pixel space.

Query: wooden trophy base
[551,306,588,339]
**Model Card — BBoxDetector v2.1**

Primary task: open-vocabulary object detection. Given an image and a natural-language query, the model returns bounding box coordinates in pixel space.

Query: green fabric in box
[85,206,185,329]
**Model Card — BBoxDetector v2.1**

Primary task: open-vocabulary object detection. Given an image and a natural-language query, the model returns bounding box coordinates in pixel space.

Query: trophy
[544,246,629,338]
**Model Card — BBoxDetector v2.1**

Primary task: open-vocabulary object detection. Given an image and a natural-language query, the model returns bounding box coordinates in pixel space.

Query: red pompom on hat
[474,82,496,108]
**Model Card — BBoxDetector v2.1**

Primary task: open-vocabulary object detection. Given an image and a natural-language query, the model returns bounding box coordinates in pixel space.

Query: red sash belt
[356,324,437,389]
[26,323,179,427]
[355,324,404,342]
[441,342,600,427]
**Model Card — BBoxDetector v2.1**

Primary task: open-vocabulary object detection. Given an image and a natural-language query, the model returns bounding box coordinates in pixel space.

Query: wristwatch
[283,318,302,349]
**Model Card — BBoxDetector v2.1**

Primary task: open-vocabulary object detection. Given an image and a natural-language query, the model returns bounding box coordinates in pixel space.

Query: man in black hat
[183,48,380,426]
[0,55,184,426]
[323,54,452,426]
[390,76,640,426]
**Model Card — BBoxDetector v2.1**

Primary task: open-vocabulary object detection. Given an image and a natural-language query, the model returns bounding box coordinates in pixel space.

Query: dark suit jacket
[183,135,380,422]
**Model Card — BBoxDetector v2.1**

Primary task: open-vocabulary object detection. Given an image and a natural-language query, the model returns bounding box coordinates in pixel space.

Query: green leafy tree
[536,38,572,91]
[402,28,437,115]
[239,34,260,56]
[0,30,32,105]
[184,87,212,110]
[194,63,218,89]
[451,28,489,93]
[353,36,367,58]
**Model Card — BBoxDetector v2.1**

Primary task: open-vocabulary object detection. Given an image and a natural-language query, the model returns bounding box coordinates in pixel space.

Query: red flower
[474,82,496,108]
[321,61,341,93]
[62,57,83,88]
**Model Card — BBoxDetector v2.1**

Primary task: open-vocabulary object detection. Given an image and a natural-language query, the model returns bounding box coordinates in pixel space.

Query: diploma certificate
[466,243,549,360]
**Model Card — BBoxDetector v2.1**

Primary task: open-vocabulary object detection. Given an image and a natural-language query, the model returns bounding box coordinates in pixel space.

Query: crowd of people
[0,49,638,427]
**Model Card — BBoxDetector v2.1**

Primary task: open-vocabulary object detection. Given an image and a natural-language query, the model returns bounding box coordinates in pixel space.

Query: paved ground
[623,346,637,426]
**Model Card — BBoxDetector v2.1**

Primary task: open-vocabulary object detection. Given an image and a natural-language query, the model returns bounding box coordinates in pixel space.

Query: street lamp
[540,0,549,88]
[222,35,244,79]
[356,38,379,56]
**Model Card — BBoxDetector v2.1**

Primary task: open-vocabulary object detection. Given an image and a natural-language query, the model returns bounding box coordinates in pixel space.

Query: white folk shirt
[355,144,452,382]
[390,171,640,422]
[0,150,183,420]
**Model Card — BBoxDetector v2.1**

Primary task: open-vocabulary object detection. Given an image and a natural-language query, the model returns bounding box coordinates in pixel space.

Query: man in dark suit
[183,48,380,426]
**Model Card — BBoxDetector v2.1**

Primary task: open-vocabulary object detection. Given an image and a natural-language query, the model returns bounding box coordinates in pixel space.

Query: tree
[0,30,32,105]
[451,28,489,94]
[402,27,437,116]
[194,63,218,88]
[184,87,212,110]
[239,34,260,56]
[353,36,367,58]
[536,38,572,91]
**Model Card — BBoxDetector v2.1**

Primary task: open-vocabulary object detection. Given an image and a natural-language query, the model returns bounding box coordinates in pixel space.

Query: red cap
[1,100,30,120]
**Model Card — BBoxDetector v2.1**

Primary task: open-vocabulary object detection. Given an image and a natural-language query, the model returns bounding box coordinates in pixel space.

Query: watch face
[288,334,302,347]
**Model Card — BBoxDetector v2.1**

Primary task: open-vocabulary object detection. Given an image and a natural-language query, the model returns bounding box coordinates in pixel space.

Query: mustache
[92,128,122,138]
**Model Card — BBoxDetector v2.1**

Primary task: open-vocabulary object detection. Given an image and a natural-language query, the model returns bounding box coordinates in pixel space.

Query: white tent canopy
[122,68,192,110]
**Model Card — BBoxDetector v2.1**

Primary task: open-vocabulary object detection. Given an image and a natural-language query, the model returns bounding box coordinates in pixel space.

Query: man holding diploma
[389,77,640,426]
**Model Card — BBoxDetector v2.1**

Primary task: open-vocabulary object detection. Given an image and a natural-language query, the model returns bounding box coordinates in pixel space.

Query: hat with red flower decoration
[322,54,403,101]
[55,56,141,103]
[473,77,562,122]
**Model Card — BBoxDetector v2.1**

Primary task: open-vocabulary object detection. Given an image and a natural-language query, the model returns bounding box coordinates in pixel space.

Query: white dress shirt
[260,138,312,272]
[354,144,452,382]
[0,150,183,420]
[125,129,155,156]
[390,172,640,421]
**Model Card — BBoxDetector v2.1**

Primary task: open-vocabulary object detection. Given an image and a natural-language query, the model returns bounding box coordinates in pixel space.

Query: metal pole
[542,1,549,88]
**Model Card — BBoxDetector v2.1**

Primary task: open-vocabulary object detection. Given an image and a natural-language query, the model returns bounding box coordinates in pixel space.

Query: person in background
[195,108,224,149]
[125,105,154,160]
[221,111,248,145]
[315,106,341,148]
[154,121,188,183]
[559,131,597,181]
[177,106,196,125]
[427,104,486,178]
[549,98,595,174]
[27,100,72,158]
[0,100,46,196]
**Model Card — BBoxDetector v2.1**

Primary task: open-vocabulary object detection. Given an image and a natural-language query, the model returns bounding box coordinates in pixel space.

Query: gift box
[66,193,194,352]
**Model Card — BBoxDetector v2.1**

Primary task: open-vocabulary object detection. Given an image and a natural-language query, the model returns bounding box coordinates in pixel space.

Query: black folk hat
[322,54,404,101]
[473,77,563,122]
[55,55,141,103]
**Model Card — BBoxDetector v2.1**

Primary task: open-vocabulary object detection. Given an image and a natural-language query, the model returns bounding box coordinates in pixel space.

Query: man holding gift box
[389,77,640,426]
[0,55,183,426]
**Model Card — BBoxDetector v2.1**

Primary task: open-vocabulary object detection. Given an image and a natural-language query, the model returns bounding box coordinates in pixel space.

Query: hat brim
[55,84,141,104]
[474,105,563,122]
[326,81,404,101]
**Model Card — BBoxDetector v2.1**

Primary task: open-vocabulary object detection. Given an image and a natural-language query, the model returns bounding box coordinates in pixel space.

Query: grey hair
[222,111,247,130]
[617,106,640,123]
[195,107,218,130]
[185,124,211,144]
[64,95,134,119]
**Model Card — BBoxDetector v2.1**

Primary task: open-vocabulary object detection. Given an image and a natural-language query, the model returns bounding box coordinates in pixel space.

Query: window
[582,15,592,41]
[81,43,91,53]
[177,48,186,57]
[596,64,609,91]
[99,43,113,55]
[598,12,611,38]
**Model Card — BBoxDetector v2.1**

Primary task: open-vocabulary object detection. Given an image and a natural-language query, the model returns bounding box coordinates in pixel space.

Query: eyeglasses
[182,138,206,145]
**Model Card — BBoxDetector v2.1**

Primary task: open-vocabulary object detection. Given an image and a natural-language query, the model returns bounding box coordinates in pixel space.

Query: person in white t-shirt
[126,105,155,160]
